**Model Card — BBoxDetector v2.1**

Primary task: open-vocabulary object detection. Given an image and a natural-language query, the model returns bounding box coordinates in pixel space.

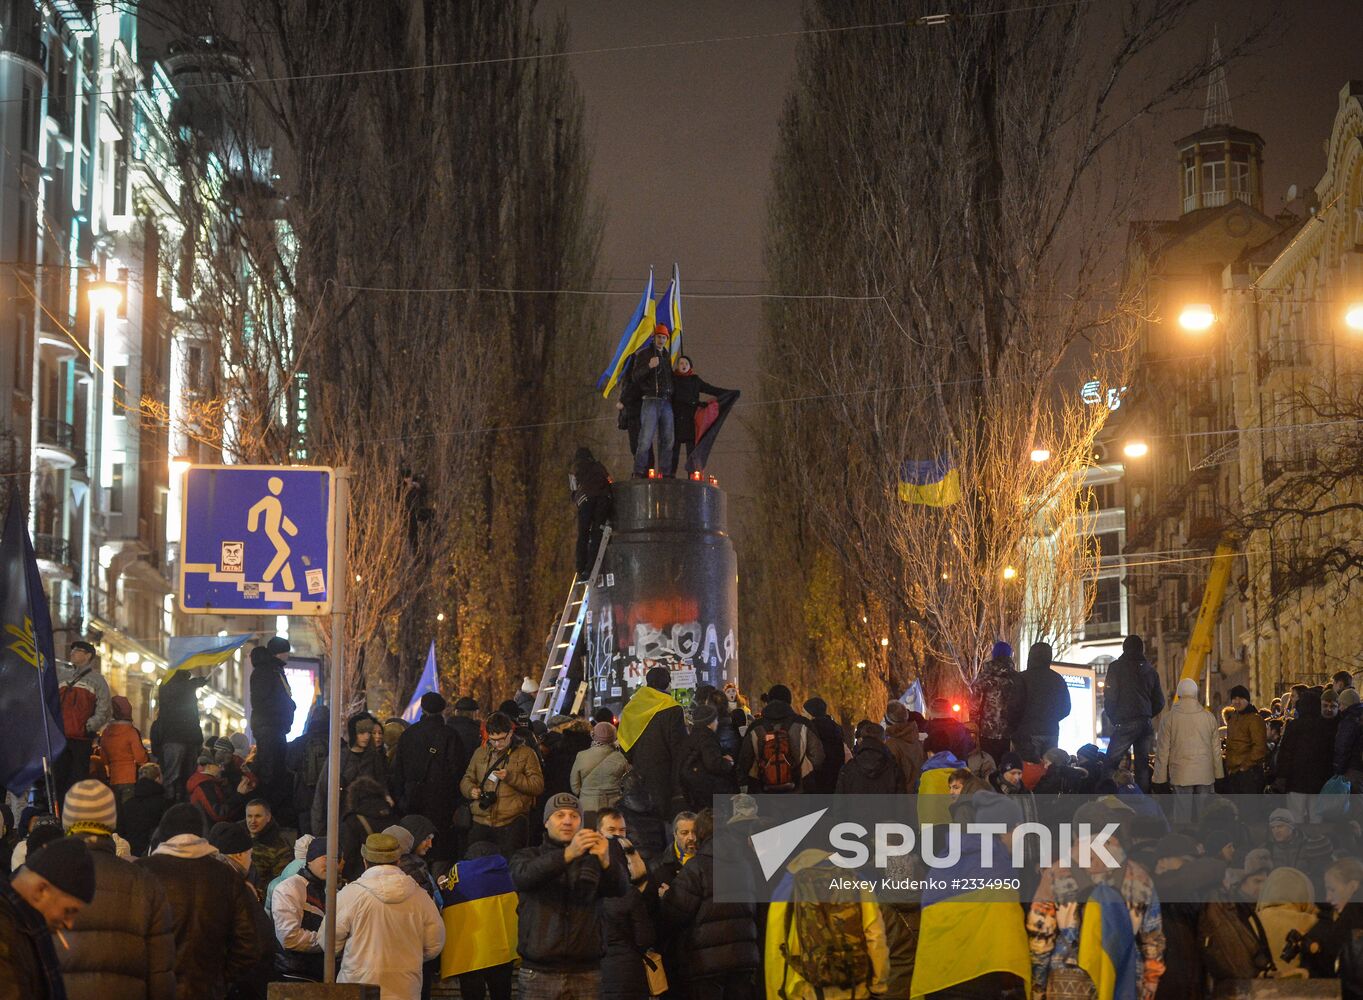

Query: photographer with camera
[461,712,545,858]
[1295,858,1363,987]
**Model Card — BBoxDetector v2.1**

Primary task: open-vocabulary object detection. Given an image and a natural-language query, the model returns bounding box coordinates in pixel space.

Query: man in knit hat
[1335,687,1363,782]
[59,780,177,1000]
[675,702,737,810]
[335,832,445,999]
[209,821,276,997]
[2,837,96,999]
[248,636,296,814]
[510,792,628,1000]
[1224,684,1269,794]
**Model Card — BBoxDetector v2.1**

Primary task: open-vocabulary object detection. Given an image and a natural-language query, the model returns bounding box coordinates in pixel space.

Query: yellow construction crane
[1179,538,1238,688]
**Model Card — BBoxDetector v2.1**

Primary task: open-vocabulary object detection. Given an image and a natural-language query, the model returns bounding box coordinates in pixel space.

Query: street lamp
[170,455,193,477]
[1029,448,1051,463]
[1123,440,1150,459]
[1002,566,1018,581]
[1346,303,1363,332]
[1178,303,1216,332]
[87,279,124,313]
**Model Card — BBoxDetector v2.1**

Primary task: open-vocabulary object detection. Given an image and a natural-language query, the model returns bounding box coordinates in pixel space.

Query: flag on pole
[166,634,252,677]
[598,269,657,398]
[689,389,741,471]
[0,489,64,792]
[402,642,440,723]
[896,679,925,715]
[655,263,684,363]
[897,457,961,506]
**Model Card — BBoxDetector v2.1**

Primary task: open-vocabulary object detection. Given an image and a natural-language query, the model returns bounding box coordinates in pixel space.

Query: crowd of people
[7,633,1363,999]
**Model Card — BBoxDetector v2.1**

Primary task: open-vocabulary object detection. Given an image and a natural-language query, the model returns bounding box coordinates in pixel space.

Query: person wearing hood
[570,722,630,814]
[882,702,925,792]
[1153,678,1223,825]
[509,793,628,999]
[666,355,734,476]
[569,446,613,575]
[618,667,689,818]
[311,712,388,835]
[835,722,904,795]
[287,701,330,836]
[247,637,296,814]
[136,803,263,1000]
[334,833,445,999]
[396,815,441,901]
[924,697,975,761]
[120,763,170,858]
[57,781,177,1000]
[1255,866,1317,979]
[1335,687,1363,780]
[1149,835,1223,1000]
[1103,635,1165,793]
[800,697,845,795]
[972,641,1023,763]
[152,671,210,804]
[339,776,396,884]
[1011,642,1071,762]
[100,695,150,808]
[676,704,738,810]
[391,692,469,862]
[1273,686,1334,823]
[736,684,824,794]
[271,836,332,982]
[1223,684,1269,794]
[1,836,97,1000]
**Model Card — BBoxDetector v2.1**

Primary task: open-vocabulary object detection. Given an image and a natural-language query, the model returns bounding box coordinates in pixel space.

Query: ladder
[530,525,612,721]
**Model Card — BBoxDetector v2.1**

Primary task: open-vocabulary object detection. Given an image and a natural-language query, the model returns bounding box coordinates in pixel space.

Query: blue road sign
[179,465,335,616]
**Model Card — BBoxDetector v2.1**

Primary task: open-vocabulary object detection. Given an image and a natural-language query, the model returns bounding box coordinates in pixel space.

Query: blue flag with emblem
[0,488,65,792]
[402,641,440,723]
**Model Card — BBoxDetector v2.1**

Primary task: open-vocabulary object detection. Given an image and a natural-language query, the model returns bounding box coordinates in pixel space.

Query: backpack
[619,766,654,815]
[300,735,328,789]
[59,668,96,740]
[1319,774,1352,819]
[780,864,873,995]
[756,723,797,792]
[1198,897,1275,982]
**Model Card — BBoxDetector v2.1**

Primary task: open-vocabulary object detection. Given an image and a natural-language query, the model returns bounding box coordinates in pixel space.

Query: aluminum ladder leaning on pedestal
[530,525,611,721]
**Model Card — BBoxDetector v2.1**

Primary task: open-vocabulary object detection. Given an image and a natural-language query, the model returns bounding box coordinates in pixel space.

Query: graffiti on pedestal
[587,593,736,707]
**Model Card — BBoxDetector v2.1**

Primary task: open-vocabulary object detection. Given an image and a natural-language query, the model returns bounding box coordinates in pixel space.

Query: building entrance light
[1123,440,1150,459]
[1177,303,1216,332]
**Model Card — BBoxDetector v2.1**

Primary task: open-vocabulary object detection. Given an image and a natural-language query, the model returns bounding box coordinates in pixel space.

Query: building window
[1201,159,1227,207]
[1094,531,1122,559]
[1085,576,1123,640]
[112,364,128,411]
[110,463,124,512]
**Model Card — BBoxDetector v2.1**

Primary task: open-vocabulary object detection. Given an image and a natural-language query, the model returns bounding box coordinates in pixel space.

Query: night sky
[554,0,1362,509]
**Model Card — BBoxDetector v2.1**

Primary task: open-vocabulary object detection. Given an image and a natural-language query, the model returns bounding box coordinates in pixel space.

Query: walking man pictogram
[248,476,299,590]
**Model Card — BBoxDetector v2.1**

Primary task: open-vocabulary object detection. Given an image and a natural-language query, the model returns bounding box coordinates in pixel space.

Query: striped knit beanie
[63,779,117,835]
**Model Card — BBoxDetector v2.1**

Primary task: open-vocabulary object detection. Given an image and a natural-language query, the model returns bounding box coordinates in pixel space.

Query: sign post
[322,469,348,983]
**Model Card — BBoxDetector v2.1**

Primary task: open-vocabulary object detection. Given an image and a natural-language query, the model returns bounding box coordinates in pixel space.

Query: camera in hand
[1281,928,1305,964]
[478,789,498,810]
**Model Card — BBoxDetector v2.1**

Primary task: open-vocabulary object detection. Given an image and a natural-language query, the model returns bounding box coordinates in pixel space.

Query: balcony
[34,533,72,573]
[1160,612,1191,644]
[1,28,46,67]
[46,95,72,139]
[1186,510,1225,548]
[35,417,85,471]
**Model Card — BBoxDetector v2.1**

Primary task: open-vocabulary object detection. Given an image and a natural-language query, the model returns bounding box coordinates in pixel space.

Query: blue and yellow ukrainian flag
[598,269,656,398]
[166,634,252,677]
[897,457,961,506]
[1077,883,1138,1000]
[440,854,519,979]
[655,263,683,363]
[910,840,1032,998]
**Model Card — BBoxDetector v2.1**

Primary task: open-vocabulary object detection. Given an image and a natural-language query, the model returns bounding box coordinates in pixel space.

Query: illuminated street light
[855,661,866,670]
[1123,440,1150,459]
[122,650,140,666]
[140,660,156,675]
[1029,448,1051,463]
[880,637,890,647]
[202,692,219,712]
[170,455,193,477]
[1002,566,1018,581]
[1346,303,1363,332]
[1178,303,1216,332]
[87,280,124,313]
[436,612,446,622]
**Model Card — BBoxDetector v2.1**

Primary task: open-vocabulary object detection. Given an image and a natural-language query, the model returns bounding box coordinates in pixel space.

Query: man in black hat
[54,640,112,803]
[448,696,483,760]
[1,837,96,999]
[248,636,296,816]
[737,684,823,794]
[391,692,470,862]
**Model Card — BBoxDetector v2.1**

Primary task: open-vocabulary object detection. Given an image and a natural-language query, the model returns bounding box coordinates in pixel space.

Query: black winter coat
[154,674,207,747]
[670,372,728,446]
[509,839,628,971]
[804,715,847,795]
[660,839,760,981]
[338,787,395,884]
[924,718,975,760]
[630,344,673,399]
[1338,703,1363,775]
[247,650,295,734]
[676,727,738,809]
[736,701,825,793]
[623,701,688,822]
[1014,656,1071,741]
[83,859,163,967]
[600,882,656,1000]
[120,777,169,857]
[1103,651,1165,725]
[835,740,905,795]
[311,744,388,834]
[135,852,262,1000]
[542,728,593,799]
[618,354,642,414]
[390,713,470,827]
[1276,690,1334,795]
[569,453,612,501]
[0,882,61,1000]
[448,715,483,761]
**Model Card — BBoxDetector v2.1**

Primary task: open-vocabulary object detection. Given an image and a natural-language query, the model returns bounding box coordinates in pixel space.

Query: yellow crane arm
[1179,539,1238,686]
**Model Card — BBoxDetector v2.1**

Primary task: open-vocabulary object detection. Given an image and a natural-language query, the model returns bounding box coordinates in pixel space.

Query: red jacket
[100,720,149,785]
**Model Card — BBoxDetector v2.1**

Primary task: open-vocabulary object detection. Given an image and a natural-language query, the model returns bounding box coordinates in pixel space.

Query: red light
[952,703,961,713]
[647,468,657,479]
[690,470,703,481]
[708,475,718,485]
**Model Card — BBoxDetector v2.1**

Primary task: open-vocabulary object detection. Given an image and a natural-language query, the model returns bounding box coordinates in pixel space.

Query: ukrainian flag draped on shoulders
[910,834,1032,998]
[617,685,677,753]
[1077,883,1138,1000]
[440,853,518,980]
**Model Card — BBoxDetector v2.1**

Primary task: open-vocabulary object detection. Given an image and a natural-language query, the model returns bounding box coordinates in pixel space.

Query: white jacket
[1153,697,1225,787]
[334,863,444,1000]
[273,873,322,953]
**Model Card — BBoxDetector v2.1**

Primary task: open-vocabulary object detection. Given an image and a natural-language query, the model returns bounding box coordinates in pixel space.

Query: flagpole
[34,653,57,814]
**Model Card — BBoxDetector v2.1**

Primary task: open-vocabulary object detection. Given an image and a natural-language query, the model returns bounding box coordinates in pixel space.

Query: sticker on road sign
[243,583,261,599]
[611,686,622,698]
[221,541,244,573]
[306,568,325,595]
[606,573,615,587]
